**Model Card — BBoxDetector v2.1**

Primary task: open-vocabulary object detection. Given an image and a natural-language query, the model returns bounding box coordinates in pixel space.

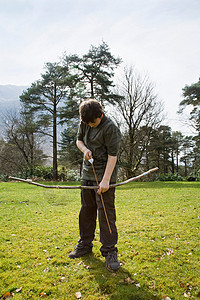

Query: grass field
[0,181,199,299]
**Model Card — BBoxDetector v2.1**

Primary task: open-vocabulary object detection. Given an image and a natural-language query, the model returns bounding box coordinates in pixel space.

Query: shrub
[58,168,80,181]
[32,166,54,180]
[156,173,184,181]
[0,174,9,182]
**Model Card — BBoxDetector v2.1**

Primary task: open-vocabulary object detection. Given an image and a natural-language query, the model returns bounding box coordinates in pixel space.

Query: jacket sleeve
[104,124,121,156]
[77,122,84,141]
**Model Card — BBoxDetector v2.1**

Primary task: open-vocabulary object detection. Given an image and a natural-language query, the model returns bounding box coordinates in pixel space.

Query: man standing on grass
[68,99,121,272]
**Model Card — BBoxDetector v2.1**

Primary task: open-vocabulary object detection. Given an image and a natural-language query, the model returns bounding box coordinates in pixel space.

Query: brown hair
[79,99,103,123]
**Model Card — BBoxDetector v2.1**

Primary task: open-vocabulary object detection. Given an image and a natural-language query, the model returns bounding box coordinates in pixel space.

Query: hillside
[0,84,28,137]
[0,84,28,108]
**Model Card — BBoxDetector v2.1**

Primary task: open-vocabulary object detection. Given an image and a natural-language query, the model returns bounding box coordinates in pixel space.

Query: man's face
[88,117,102,128]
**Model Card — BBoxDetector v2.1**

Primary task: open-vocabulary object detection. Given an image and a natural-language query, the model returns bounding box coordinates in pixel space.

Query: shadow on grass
[81,254,157,300]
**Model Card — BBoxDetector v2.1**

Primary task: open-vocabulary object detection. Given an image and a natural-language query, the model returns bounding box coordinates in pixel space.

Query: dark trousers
[78,180,118,256]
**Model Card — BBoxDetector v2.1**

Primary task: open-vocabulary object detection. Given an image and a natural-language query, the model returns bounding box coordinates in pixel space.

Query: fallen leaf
[124,277,135,284]
[135,283,141,288]
[16,287,22,293]
[1,292,12,299]
[75,291,81,299]
[180,283,192,291]
[60,277,66,282]
[149,281,156,289]
[162,295,171,300]
[40,292,47,297]
[132,251,139,257]
[184,292,191,298]
[83,264,90,269]
[166,249,174,256]
[77,261,90,269]
[43,268,50,273]
[46,257,51,261]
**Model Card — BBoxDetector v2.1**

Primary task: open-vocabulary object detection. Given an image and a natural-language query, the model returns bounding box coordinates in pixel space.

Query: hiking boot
[68,245,92,259]
[106,251,120,272]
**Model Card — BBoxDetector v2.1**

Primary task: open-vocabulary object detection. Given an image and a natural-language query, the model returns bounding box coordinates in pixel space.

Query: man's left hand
[97,180,109,194]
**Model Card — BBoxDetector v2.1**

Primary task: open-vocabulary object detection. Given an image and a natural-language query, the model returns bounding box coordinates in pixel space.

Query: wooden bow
[9,167,158,189]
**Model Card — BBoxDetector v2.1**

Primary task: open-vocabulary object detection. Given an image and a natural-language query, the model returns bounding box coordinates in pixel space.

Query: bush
[32,166,54,180]
[6,165,81,181]
[0,174,9,182]
[58,168,80,181]
[156,173,184,181]
[32,166,80,181]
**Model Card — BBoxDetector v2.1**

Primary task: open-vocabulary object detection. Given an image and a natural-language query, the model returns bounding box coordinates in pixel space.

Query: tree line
[0,42,199,181]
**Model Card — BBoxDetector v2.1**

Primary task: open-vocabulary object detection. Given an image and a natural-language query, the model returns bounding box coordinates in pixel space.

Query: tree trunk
[176,151,179,173]
[53,85,58,181]
[184,161,187,177]
[171,150,175,174]
[30,132,34,177]
[90,78,94,97]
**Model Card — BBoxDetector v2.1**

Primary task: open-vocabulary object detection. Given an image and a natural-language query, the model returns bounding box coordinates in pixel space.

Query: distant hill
[0,84,28,137]
[0,84,28,110]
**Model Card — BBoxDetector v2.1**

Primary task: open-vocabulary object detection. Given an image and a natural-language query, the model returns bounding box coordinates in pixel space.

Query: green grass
[0,181,199,299]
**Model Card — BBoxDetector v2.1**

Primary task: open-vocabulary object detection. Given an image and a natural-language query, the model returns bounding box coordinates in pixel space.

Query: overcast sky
[0,0,200,134]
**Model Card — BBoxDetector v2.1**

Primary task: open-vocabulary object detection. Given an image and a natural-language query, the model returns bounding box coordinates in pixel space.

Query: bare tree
[1,110,45,176]
[0,138,27,176]
[115,66,163,177]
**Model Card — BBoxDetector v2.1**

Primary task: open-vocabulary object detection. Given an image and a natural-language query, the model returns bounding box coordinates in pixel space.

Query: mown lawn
[0,181,199,299]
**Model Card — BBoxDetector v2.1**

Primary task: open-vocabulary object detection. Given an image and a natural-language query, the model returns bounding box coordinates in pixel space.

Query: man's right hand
[76,140,92,161]
[84,149,93,160]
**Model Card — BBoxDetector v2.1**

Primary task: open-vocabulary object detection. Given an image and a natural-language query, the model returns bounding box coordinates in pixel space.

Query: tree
[146,125,172,175]
[180,136,194,177]
[58,42,122,174]
[0,111,45,176]
[170,131,184,174]
[178,78,200,177]
[115,66,163,177]
[20,62,76,180]
[179,78,200,132]
[63,41,122,105]
[0,139,26,176]
[58,121,83,175]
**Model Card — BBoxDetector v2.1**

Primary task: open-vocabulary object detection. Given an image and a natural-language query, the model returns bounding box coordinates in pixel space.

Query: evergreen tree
[179,78,200,132]
[170,131,184,174]
[62,41,122,105]
[178,78,200,177]
[58,121,82,175]
[59,42,122,172]
[147,126,172,174]
[20,62,76,180]
[180,136,194,177]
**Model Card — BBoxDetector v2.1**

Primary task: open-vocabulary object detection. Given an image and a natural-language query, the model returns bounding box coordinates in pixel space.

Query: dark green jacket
[77,115,121,182]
